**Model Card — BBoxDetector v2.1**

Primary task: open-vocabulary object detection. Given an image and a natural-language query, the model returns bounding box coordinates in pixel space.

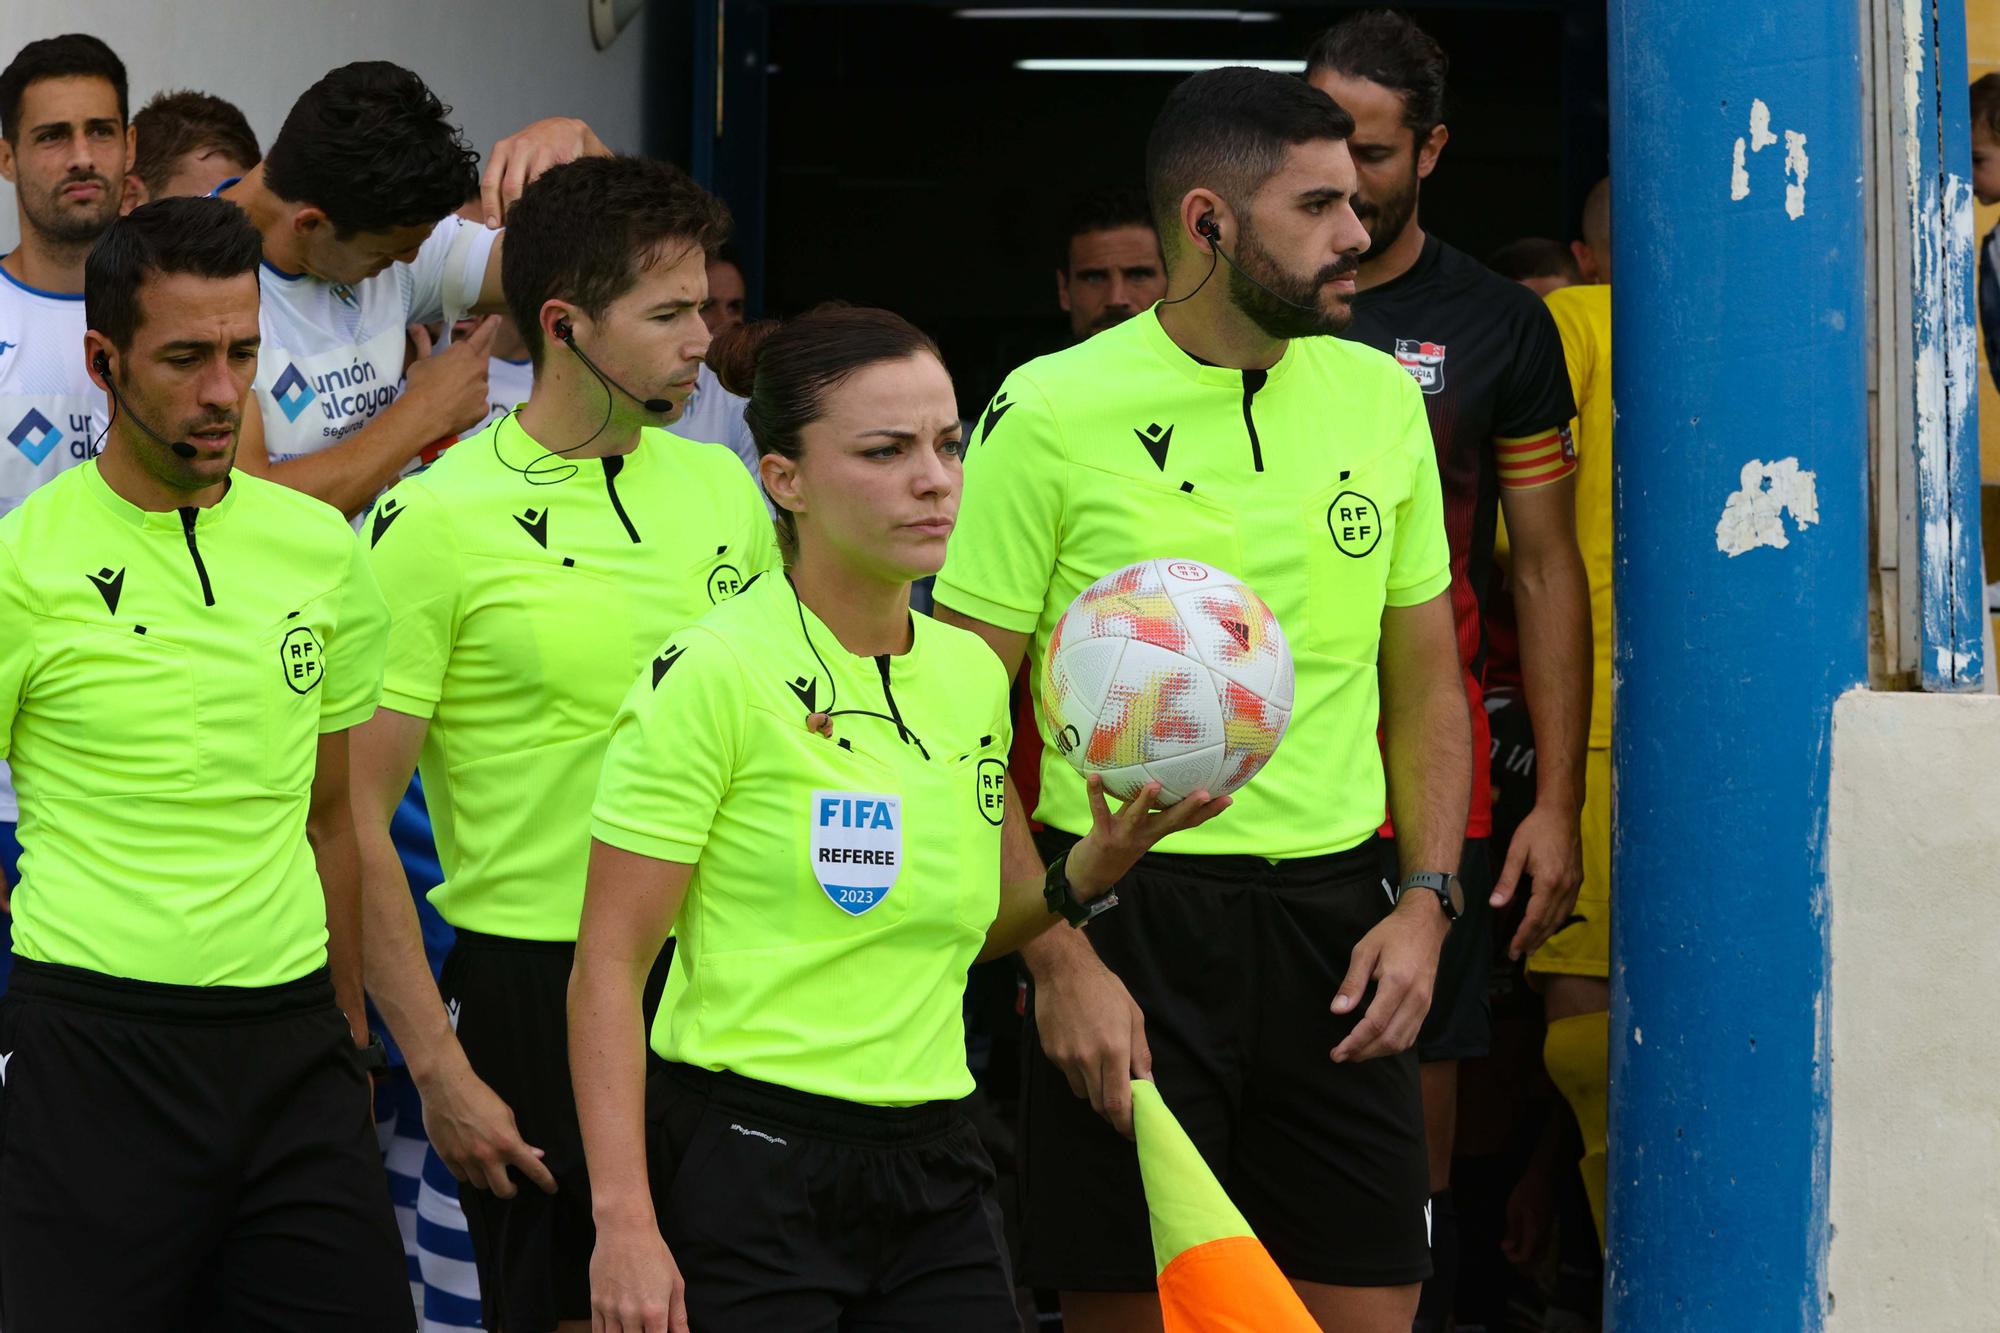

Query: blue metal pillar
[1606,2,1868,1328]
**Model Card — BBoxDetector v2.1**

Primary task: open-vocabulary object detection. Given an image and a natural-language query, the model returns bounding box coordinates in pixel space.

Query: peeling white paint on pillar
[1716,458,1822,556]
[1784,130,1810,218]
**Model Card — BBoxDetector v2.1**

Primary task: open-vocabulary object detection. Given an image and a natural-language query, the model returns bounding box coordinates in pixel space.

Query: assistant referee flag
[1133,1080,1319,1333]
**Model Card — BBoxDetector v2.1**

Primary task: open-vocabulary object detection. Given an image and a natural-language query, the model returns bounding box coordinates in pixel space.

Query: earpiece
[1196,214,1220,242]
[553,316,573,342]
[94,351,109,375]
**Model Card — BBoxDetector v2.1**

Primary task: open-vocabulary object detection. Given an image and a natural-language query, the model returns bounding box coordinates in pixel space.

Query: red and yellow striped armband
[1495,424,1578,490]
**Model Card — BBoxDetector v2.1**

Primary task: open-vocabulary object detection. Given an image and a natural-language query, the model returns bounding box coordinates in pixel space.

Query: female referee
[569,306,1227,1332]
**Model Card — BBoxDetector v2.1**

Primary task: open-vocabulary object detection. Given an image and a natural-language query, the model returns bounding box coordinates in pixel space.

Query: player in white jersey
[219,61,608,517]
[668,361,759,480]
[0,35,131,948]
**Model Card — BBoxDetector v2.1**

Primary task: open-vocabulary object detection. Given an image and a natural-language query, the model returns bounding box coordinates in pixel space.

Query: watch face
[1446,875,1466,916]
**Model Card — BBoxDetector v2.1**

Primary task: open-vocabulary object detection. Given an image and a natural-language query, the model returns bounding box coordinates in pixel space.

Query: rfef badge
[810,790,902,916]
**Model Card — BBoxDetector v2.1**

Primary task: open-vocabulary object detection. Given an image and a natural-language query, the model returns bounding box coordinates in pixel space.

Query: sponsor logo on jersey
[8,408,61,465]
[1394,338,1447,394]
[810,790,902,915]
[514,506,550,549]
[280,624,325,694]
[651,644,686,688]
[1326,490,1383,558]
[977,391,1015,443]
[706,562,744,603]
[271,362,316,423]
[86,565,125,614]
[1136,421,1174,470]
[975,758,1007,826]
[369,496,404,547]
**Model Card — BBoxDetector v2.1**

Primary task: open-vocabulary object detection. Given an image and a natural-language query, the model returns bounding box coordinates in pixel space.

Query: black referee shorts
[648,1062,1017,1331]
[442,929,671,1333]
[1019,832,1431,1291]
[1381,836,1494,1064]
[0,959,411,1332]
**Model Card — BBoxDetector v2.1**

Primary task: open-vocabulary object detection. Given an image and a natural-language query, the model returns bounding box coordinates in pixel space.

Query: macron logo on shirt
[0,340,15,359]
[271,362,316,423]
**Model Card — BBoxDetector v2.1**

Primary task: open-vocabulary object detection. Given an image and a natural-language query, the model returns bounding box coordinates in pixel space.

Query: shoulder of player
[1294,333,1415,393]
[230,471,362,551]
[642,428,761,490]
[914,610,1011,699]
[0,465,97,556]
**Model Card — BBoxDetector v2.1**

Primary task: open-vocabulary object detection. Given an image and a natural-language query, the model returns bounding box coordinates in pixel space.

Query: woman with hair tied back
[568,305,1230,1332]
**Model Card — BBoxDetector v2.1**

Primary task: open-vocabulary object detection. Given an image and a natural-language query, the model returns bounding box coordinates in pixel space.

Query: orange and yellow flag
[1132,1080,1320,1332]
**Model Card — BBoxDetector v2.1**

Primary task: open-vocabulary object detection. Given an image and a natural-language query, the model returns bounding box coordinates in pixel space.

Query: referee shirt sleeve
[0,544,31,761]
[322,535,391,733]
[932,374,1066,635]
[592,627,746,864]
[359,481,461,721]
[1384,375,1454,608]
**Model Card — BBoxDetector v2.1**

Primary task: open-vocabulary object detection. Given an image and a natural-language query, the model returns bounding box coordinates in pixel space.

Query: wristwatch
[1393,871,1463,923]
[354,1031,390,1073]
[1044,852,1121,928]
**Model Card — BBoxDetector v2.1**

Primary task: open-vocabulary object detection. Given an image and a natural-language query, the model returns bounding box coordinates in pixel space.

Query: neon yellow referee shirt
[592,573,1012,1105]
[935,308,1451,859]
[0,462,388,986]
[362,419,778,941]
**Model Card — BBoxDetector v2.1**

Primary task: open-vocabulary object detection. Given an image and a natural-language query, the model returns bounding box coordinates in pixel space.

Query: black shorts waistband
[450,927,577,956]
[659,1062,966,1147]
[7,958,335,1023]
[1037,829,1384,889]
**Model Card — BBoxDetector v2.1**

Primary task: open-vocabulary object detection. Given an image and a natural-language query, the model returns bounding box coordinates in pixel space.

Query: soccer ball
[1042,558,1294,804]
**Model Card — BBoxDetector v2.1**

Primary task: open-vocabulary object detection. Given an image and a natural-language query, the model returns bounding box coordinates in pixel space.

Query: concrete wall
[0,0,653,251]
[1827,690,2000,1330]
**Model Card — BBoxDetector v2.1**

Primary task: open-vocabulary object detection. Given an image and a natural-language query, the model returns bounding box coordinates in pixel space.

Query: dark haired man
[938,67,1468,1332]
[219,60,609,516]
[1306,12,1590,1327]
[0,196,405,1329]
[0,33,130,989]
[1057,185,1166,342]
[127,87,259,207]
[354,155,776,1333]
[1488,236,1580,296]
[701,246,746,336]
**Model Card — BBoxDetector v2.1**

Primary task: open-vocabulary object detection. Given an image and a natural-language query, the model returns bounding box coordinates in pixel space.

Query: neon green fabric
[935,308,1450,857]
[361,419,777,940]
[0,463,387,985]
[592,573,1011,1105]
[1132,1079,1251,1274]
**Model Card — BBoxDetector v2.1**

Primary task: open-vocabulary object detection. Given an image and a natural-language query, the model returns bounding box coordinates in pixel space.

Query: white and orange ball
[1042,558,1294,804]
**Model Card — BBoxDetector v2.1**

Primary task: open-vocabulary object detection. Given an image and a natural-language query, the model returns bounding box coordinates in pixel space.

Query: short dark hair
[1060,186,1156,271]
[1973,73,2000,141]
[261,62,479,237]
[501,155,732,369]
[0,33,128,142]
[1487,237,1580,285]
[85,196,262,352]
[131,90,260,197]
[1145,67,1354,248]
[1303,9,1450,139]
[708,306,945,549]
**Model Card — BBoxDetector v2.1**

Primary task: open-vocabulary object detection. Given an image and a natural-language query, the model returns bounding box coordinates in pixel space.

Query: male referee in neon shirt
[0,196,408,1330]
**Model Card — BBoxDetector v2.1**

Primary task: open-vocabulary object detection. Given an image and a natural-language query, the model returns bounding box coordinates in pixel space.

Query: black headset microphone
[554,318,674,414]
[94,351,200,459]
[1179,214,1344,318]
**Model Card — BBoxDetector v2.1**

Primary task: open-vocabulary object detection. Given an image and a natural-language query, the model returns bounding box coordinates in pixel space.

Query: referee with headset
[0,197,407,1329]
[569,305,1228,1331]
[352,156,777,1333]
